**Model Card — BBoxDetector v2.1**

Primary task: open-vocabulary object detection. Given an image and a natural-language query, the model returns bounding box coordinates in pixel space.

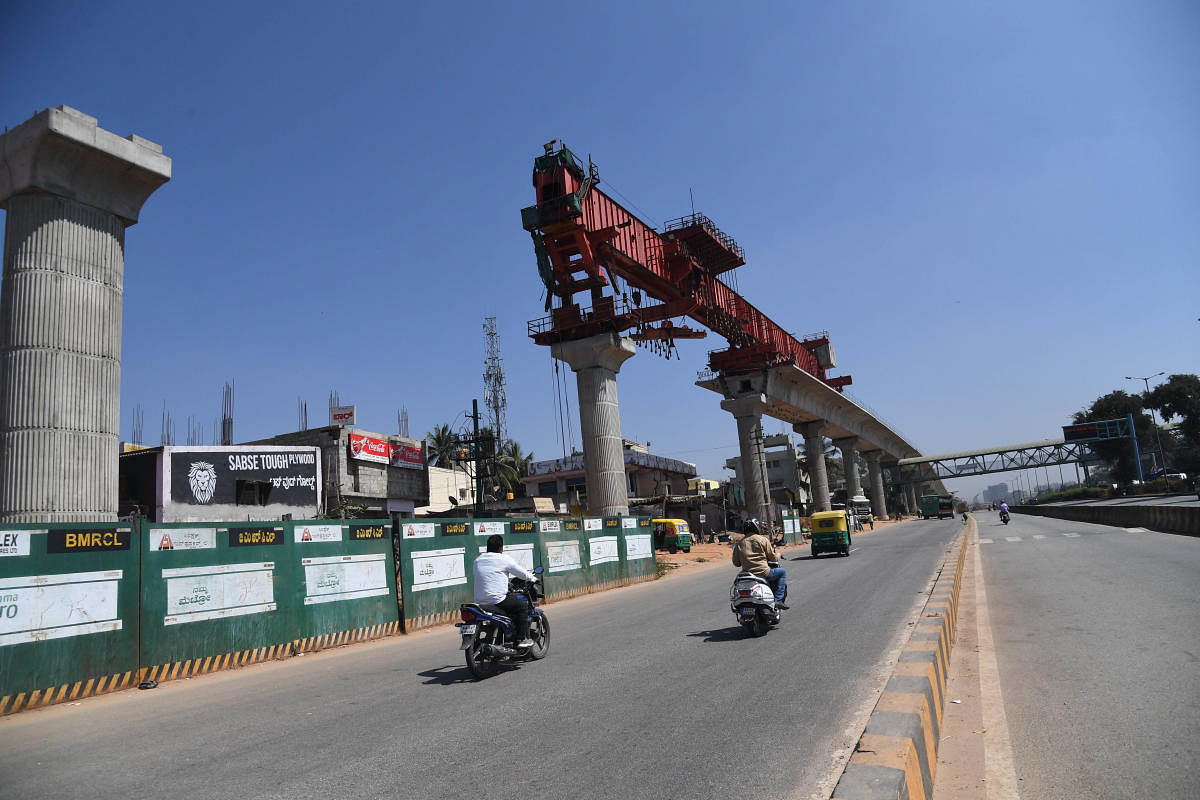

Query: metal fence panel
[0,523,140,713]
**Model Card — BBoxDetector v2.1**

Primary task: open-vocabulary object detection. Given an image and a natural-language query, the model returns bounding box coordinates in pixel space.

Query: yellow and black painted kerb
[140,642,294,685]
[293,621,400,653]
[0,670,139,715]
[832,524,970,800]
[1,623,404,716]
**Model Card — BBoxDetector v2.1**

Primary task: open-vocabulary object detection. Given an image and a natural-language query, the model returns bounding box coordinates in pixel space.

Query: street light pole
[1125,373,1167,477]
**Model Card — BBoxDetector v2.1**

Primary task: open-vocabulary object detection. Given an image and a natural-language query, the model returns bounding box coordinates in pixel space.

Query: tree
[425,423,460,468]
[1072,390,1158,483]
[1144,374,1200,472]
[496,440,534,498]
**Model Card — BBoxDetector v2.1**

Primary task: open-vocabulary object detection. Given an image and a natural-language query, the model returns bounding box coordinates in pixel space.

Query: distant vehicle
[919,494,954,520]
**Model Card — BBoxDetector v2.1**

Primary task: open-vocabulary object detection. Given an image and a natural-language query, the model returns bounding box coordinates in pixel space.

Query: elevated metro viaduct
[697,364,947,520]
[523,142,945,521]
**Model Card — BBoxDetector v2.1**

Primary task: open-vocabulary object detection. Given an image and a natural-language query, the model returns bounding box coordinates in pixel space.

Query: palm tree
[496,440,534,498]
[425,423,460,468]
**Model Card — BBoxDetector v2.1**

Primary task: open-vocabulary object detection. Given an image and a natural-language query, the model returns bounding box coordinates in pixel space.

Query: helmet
[742,518,761,536]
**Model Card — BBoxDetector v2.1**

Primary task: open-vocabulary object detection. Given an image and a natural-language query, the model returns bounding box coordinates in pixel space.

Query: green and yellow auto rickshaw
[810,510,851,558]
[652,518,692,554]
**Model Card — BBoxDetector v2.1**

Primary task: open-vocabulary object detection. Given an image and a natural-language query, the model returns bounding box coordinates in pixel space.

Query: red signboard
[389,443,423,469]
[348,433,390,464]
[348,433,424,469]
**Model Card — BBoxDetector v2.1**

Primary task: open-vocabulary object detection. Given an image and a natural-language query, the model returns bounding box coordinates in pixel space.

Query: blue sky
[3,1,1197,501]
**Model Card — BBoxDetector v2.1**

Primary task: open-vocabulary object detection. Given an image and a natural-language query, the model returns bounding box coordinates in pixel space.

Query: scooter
[457,566,550,679]
[1000,510,1010,525]
[729,562,782,638]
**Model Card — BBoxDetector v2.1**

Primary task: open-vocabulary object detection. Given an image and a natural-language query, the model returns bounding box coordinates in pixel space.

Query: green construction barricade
[583,517,622,590]
[289,519,399,651]
[617,517,657,583]
[141,521,298,675]
[398,518,475,630]
[0,522,141,713]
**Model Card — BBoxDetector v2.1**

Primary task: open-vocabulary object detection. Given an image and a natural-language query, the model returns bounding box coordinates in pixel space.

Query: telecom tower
[483,317,507,449]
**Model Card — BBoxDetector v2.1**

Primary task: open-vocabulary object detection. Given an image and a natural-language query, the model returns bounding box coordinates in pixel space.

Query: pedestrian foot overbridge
[896,438,1095,482]
[696,363,946,519]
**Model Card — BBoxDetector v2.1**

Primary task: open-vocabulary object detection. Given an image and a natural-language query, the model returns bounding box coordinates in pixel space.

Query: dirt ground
[654,516,908,574]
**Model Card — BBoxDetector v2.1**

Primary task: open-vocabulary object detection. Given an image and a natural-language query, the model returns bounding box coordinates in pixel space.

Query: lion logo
[188,461,217,503]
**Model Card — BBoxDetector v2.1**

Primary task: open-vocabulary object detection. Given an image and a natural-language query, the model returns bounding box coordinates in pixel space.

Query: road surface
[0,521,961,800]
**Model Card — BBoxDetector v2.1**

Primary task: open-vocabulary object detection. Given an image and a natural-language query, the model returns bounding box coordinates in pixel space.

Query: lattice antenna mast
[482,317,508,448]
[131,404,144,445]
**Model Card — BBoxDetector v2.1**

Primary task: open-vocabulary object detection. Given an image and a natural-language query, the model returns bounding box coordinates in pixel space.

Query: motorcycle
[729,562,782,637]
[1000,510,1010,525]
[457,566,550,679]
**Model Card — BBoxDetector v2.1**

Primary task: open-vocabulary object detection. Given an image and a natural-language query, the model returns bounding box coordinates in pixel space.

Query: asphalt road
[0,520,960,800]
[976,512,1199,798]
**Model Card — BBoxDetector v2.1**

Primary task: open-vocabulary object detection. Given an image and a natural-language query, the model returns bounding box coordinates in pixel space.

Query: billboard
[169,449,319,506]
[331,405,356,426]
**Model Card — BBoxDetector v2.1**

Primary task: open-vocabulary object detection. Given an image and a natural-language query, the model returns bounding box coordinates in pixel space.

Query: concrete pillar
[0,107,170,522]
[796,421,831,512]
[551,332,635,516]
[721,395,770,523]
[834,436,862,499]
[903,483,917,515]
[864,451,888,518]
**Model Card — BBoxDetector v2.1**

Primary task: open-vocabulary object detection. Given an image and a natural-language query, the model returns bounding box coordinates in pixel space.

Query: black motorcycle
[457,566,550,679]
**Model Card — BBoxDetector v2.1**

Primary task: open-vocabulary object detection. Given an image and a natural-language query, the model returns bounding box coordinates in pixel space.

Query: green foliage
[1037,486,1111,503]
[425,423,460,468]
[322,498,370,519]
[1072,390,1154,483]
[1144,374,1200,472]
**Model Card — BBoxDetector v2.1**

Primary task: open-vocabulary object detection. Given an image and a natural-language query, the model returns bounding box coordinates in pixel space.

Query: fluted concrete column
[551,332,635,516]
[834,436,862,499]
[721,395,770,523]
[0,107,170,521]
[796,421,831,512]
[864,451,888,518]
[906,483,919,514]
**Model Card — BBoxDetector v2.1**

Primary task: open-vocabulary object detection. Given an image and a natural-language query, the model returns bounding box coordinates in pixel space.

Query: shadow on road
[686,627,750,643]
[418,665,478,685]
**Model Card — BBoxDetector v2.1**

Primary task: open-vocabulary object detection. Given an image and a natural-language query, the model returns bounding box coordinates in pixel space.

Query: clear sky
[3,1,1197,502]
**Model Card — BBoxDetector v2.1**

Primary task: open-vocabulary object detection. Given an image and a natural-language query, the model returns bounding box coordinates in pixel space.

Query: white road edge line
[974,528,1021,799]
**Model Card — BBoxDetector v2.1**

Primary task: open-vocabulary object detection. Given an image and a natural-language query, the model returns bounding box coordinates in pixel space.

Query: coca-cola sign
[348,433,390,464]
[389,443,423,470]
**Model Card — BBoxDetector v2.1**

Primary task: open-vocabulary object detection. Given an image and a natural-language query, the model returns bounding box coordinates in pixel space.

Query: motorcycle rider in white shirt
[472,534,536,647]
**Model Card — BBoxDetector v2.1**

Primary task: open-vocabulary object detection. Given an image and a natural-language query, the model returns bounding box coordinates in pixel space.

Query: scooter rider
[732,519,788,609]
[998,501,1010,515]
[473,534,536,647]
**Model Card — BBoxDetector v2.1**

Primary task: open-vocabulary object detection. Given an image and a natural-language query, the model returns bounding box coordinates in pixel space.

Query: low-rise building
[246,426,428,523]
[119,444,322,522]
[522,440,697,509]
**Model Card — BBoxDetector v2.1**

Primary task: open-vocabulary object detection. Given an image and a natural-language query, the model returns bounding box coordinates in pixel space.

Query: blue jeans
[766,567,787,604]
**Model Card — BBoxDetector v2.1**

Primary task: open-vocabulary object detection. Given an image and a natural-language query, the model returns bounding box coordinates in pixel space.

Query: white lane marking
[1032,535,1046,540]
[1063,533,1080,538]
[849,548,859,553]
[980,538,994,544]
[974,529,1021,798]
[1005,537,1022,542]
[1124,527,1150,533]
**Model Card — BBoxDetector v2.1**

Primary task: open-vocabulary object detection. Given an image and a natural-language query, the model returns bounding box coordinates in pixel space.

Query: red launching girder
[521,143,851,389]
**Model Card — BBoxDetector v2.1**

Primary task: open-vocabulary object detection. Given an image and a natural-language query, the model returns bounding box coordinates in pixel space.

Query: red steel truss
[522,143,851,389]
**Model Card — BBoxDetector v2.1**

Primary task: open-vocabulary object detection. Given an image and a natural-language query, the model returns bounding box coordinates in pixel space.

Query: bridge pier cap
[0,105,171,224]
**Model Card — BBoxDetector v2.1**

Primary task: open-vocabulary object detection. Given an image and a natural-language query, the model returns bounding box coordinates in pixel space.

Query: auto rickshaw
[810,510,851,558]
[652,518,692,554]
